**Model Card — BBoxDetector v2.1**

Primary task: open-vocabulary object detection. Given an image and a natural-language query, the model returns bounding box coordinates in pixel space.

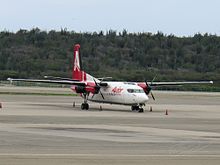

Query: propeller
[145,75,157,100]
[91,79,105,100]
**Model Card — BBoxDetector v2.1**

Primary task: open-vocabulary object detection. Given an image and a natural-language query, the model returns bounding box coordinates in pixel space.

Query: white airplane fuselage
[72,82,149,106]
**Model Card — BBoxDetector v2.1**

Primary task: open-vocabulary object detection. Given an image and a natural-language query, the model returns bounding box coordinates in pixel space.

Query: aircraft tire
[85,103,89,110]
[138,108,144,113]
[81,103,89,110]
[131,105,139,111]
[131,105,135,111]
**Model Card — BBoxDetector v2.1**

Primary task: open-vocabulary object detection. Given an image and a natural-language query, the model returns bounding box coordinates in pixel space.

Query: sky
[0,0,220,36]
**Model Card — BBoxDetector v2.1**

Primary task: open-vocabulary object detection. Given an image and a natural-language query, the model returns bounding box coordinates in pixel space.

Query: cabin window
[127,89,144,93]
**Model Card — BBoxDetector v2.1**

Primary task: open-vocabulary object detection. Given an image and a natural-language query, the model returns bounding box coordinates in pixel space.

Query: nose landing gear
[138,107,144,113]
[131,104,144,113]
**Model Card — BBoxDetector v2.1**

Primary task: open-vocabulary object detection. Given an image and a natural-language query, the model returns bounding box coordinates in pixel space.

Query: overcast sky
[0,0,220,36]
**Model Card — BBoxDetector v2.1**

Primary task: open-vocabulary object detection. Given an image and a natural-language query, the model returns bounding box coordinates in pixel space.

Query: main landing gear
[131,104,144,113]
[81,103,89,110]
[81,93,89,110]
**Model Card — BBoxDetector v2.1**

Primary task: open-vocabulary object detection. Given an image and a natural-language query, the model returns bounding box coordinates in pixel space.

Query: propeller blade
[151,92,155,100]
[93,78,98,86]
[92,78,105,99]
[100,91,105,100]
[151,75,157,85]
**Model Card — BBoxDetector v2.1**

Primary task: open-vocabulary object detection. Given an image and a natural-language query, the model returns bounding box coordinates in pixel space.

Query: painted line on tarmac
[0,154,220,157]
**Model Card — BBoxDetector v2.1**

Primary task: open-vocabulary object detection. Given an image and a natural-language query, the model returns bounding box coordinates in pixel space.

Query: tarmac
[0,86,220,165]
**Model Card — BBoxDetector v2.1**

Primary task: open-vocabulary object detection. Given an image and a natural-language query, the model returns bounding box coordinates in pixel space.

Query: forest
[0,28,220,90]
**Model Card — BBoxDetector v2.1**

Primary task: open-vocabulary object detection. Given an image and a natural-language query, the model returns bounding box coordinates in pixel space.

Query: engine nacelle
[75,86,86,93]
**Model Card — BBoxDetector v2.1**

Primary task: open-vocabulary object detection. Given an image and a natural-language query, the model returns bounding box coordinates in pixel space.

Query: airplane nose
[132,94,149,104]
[137,95,149,103]
[142,95,149,103]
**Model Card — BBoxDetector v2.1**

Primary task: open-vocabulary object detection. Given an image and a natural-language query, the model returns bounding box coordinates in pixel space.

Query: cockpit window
[127,89,144,93]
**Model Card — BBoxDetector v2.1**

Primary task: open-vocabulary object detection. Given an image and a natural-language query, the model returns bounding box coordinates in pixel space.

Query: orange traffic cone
[165,109,168,115]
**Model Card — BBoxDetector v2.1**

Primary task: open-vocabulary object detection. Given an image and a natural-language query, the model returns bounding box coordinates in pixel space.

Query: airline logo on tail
[73,50,80,71]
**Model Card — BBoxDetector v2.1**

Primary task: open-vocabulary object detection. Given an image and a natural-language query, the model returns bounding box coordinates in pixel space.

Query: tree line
[0,28,220,89]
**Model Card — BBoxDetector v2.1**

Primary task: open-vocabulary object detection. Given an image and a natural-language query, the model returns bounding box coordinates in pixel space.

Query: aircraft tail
[72,44,96,82]
[72,44,84,81]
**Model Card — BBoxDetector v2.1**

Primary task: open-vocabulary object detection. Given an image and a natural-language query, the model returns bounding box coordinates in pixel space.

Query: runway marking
[0,154,220,157]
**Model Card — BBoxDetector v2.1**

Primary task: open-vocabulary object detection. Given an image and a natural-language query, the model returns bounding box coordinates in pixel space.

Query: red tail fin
[72,44,84,81]
[72,44,96,82]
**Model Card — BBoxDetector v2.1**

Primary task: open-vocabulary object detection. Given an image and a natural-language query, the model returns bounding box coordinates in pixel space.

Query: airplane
[8,44,213,113]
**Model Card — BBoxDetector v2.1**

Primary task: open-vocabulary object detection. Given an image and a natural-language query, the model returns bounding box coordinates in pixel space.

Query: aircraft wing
[43,76,80,81]
[149,81,213,87]
[7,78,86,86]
